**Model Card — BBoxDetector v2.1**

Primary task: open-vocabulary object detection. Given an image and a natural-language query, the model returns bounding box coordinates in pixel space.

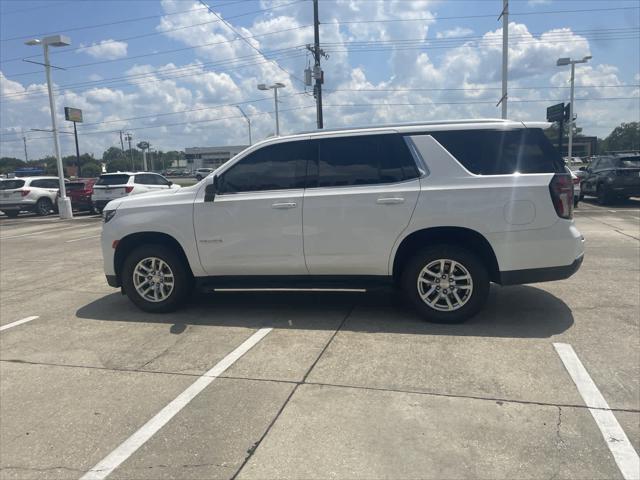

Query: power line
[196,0,308,87]
[334,6,639,25]
[0,1,244,42]
[1,48,308,101]
[1,0,308,64]
[3,96,637,144]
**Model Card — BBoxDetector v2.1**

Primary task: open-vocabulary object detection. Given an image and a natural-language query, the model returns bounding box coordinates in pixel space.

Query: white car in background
[0,176,63,217]
[91,172,180,213]
[194,168,214,181]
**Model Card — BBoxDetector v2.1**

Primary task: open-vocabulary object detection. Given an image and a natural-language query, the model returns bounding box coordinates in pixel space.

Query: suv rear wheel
[35,198,52,216]
[401,246,489,323]
[122,245,192,313]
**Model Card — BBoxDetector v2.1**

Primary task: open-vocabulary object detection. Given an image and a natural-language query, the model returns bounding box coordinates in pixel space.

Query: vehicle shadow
[580,196,640,208]
[76,284,574,339]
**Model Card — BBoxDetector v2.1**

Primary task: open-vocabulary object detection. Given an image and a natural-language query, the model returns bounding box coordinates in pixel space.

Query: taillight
[549,174,573,219]
[20,189,30,197]
[125,186,134,193]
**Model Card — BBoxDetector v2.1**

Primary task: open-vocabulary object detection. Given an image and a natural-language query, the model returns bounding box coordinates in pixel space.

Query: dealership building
[184,145,248,170]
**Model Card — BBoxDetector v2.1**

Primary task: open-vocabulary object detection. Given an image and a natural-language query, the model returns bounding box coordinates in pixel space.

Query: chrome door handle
[376,197,405,205]
[272,202,297,209]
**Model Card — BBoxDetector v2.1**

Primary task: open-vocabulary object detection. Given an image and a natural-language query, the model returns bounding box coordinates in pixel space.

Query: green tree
[0,157,25,174]
[599,122,640,153]
[81,162,102,177]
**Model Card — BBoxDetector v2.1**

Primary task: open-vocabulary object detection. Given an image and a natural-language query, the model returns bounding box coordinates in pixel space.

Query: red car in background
[60,178,98,214]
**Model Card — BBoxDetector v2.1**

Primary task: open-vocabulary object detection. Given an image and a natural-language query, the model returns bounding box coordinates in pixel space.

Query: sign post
[546,103,570,157]
[64,107,83,177]
[137,141,150,171]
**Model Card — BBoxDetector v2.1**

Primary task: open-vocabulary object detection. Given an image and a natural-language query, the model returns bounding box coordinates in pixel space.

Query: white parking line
[0,226,80,240]
[554,343,639,480]
[0,316,39,332]
[80,327,273,480]
[65,234,101,243]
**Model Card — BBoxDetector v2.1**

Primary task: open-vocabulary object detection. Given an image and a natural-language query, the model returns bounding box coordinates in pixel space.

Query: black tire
[597,184,613,205]
[3,210,19,218]
[195,175,203,181]
[400,245,490,323]
[121,245,192,313]
[35,197,52,216]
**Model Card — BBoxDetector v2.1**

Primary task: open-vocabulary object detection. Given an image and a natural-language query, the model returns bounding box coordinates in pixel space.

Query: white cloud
[436,27,474,39]
[1,4,638,160]
[80,40,128,60]
[528,0,552,5]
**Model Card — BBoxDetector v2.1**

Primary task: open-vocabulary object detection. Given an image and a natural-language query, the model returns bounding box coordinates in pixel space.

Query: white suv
[91,172,180,213]
[0,176,62,217]
[101,120,584,322]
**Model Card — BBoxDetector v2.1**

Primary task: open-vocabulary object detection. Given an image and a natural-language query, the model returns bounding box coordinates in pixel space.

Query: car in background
[62,178,98,214]
[194,168,214,181]
[580,155,640,204]
[91,172,180,213]
[0,176,63,217]
[568,169,581,207]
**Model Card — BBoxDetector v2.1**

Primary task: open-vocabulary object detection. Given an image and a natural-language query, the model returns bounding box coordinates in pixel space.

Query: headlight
[103,209,116,223]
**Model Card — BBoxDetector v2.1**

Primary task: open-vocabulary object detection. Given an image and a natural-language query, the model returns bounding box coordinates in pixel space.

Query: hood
[106,186,185,210]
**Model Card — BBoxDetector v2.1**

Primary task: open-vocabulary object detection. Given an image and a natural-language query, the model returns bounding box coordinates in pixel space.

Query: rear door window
[66,182,86,191]
[0,180,25,190]
[618,157,640,168]
[429,128,564,175]
[31,179,58,188]
[96,174,130,186]
[313,134,419,188]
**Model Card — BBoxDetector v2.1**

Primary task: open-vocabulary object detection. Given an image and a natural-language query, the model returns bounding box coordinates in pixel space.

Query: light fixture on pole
[258,82,285,136]
[556,55,592,160]
[25,35,73,219]
[236,106,252,145]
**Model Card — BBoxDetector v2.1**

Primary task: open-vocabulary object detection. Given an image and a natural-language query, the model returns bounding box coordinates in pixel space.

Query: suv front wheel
[122,245,192,313]
[401,246,490,323]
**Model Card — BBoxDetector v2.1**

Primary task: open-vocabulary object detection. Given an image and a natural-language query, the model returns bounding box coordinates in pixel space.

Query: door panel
[194,190,306,275]
[303,180,420,275]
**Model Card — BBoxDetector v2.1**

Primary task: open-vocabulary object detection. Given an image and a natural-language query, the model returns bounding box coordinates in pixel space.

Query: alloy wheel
[417,258,474,311]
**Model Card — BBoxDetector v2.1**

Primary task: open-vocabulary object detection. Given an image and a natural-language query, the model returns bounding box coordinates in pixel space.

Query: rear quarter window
[0,180,25,190]
[96,174,131,186]
[430,128,564,175]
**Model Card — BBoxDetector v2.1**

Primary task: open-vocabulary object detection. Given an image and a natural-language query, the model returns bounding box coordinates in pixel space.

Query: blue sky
[1,0,638,159]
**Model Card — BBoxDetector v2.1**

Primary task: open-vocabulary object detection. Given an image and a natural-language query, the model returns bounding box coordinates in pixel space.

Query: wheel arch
[392,226,500,283]
[114,232,194,283]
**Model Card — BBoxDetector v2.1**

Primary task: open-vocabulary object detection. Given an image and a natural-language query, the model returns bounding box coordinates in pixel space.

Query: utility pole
[73,121,81,177]
[498,0,508,119]
[119,130,125,152]
[310,0,324,129]
[125,132,133,170]
[22,130,29,162]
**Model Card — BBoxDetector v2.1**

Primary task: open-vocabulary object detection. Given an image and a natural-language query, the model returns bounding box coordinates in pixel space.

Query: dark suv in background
[580,155,640,204]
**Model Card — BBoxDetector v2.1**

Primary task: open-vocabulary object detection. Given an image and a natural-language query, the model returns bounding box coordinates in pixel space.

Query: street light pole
[258,82,285,136]
[26,35,73,219]
[236,106,252,145]
[556,55,591,160]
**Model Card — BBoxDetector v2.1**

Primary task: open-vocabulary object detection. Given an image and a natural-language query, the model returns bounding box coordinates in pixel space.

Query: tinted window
[618,156,640,168]
[219,141,312,193]
[596,158,615,169]
[314,134,419,188]
[31,179,58,188]
[0,180,24,190]
[154,175,171,186]
[96,174,130,186]
[134,174,155,185]
[66,182,86,191]
[430,129,564,175]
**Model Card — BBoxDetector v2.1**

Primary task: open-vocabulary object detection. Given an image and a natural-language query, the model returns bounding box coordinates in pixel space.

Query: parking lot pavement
[0,200,638,479]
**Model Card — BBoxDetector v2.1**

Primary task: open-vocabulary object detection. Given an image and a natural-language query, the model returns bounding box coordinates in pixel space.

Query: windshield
[96,174,130,186]
[0,180,25,190]
[66,182,87,190]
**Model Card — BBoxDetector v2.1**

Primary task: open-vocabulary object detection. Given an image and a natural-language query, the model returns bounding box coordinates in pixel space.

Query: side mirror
[204,176,218,202]
[167,181,173,186]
